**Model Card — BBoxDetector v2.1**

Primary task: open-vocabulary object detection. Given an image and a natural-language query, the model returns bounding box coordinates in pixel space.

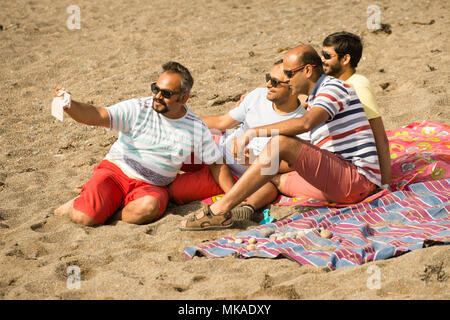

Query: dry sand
[0,0,449,300]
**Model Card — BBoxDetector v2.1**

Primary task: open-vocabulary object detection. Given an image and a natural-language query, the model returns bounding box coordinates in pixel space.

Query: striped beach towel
[202,120,450,208]
[188,121,450,269]
[185,178,450,269]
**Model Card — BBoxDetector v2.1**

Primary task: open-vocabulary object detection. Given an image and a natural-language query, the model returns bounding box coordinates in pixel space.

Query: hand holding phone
[51,87,71,121]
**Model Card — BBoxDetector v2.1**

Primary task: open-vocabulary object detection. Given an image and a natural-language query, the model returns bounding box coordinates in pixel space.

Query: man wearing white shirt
[172,60,306,224]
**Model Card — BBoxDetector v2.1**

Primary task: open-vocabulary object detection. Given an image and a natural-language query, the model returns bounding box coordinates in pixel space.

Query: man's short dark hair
[162,61,194,93]
[299,50,324,69]
[323,31,363,68]
[293,47,324,78]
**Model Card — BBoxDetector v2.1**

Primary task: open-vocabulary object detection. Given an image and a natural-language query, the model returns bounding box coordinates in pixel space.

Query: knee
[70,210,96,227]
[271,174,282,188]
[266,182,280,200]
[271,172,291,194]
[122,196,160,224]
[273,135,303,164]
[136,196,160,217]
[277,135,301,150]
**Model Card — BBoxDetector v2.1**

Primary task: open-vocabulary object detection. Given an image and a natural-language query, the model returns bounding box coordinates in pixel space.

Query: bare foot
[54,198,75,216]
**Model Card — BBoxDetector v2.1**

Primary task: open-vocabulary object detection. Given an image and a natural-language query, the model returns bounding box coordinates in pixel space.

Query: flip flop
[180,205,233,231]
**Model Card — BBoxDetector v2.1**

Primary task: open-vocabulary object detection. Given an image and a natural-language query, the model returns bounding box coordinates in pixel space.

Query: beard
[323,62,342,77]
[152,99,169,114]
[267,91,289,105]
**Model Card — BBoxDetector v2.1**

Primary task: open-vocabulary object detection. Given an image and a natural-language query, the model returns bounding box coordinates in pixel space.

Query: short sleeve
[106,98,141,133]
[228,89,259,122]
[311,86,346,120]
[346,74,381,120]
[352,84,381,119]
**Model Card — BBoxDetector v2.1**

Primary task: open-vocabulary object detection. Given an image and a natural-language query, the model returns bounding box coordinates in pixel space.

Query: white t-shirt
[105,97,223,186]
[219,88,306,177]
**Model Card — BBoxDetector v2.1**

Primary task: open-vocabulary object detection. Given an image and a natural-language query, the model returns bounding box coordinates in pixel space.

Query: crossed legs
[180,135,301,227]
[208,135,302,216]
[170,162,279,215]
[181,134,377,227]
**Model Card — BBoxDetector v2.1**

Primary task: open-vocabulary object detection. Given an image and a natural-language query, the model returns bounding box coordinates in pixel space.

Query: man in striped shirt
[181,45,381,230]
[54,62,234,227]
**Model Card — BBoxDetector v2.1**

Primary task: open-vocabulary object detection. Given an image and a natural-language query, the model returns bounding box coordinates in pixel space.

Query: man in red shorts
[54,62,234,226]
[180,45,381,231]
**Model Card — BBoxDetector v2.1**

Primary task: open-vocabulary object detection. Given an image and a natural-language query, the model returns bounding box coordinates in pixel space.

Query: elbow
[216,120,230,132]
[300,120,314,133]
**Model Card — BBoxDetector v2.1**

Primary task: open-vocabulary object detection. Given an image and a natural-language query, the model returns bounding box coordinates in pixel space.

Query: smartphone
[51,96,65,121]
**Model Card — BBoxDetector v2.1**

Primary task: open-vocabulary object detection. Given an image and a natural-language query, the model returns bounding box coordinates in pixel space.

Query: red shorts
[170,164,238,205]
[288,140,377,203]
[73,160,169,224]
[170,133,233,205]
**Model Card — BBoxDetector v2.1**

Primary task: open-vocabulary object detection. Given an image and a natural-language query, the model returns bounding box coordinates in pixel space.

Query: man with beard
[321,32,391,187]
[54,61,234,226]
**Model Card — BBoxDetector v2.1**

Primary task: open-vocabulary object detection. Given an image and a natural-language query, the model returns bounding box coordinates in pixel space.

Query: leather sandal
[180,205,233,231]
[230,203,256,221]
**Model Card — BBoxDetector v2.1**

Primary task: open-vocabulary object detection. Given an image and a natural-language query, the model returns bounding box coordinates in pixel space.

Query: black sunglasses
[265,73,289,87]
[283,64,317,78]
[321,51,338,60]
[150,82,183,99]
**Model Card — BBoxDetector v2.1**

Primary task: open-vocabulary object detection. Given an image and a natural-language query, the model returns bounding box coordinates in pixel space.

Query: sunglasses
[321,51,337,60]
[150,82,183,99]
[283,64,317,78]
[265,73,289,87]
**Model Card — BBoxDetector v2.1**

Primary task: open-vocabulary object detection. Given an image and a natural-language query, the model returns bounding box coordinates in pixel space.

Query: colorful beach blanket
[188,121,450,269]
[202,120,450,208]
[185,178,450,270]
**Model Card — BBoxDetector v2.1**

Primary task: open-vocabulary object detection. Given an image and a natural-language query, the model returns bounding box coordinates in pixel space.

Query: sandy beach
[0,0,449,300]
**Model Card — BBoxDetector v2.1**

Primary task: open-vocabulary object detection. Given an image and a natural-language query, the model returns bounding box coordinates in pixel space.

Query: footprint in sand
[0,208,15,221]
[5,244,25,259]
[144,225,158,235]
[37,231,70,244]
[30,221,48,232]
[191,275,207,283]
[31,218,89,245]
[4,240,49,261]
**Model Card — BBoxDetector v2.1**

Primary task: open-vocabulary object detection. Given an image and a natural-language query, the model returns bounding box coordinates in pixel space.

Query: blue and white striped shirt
[105,97,222,186]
